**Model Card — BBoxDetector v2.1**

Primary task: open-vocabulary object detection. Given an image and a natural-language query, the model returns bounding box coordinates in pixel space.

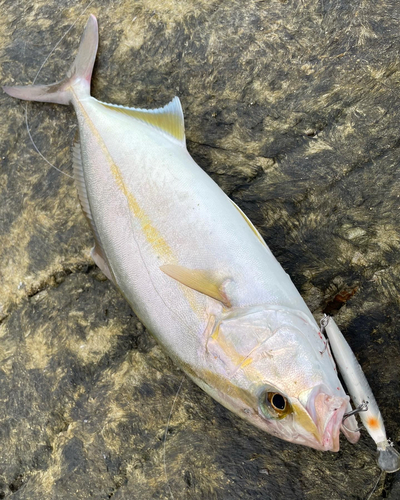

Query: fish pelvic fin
[3,14,98,105]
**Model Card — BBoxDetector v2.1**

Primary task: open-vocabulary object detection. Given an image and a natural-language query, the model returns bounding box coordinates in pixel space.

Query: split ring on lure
[322,315,400,473]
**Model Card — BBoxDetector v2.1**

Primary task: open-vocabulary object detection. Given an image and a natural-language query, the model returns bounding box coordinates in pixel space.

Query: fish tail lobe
[3,14,98,105]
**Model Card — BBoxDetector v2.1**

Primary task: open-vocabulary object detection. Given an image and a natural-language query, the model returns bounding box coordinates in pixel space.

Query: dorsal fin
[230,200,268,249]
[72,137,114,282]
[98,96,186,146]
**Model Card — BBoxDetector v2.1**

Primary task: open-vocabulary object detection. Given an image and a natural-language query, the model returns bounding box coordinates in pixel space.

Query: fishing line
[163,376,184,500]
[24,0,95,179]
[365,470,383,500]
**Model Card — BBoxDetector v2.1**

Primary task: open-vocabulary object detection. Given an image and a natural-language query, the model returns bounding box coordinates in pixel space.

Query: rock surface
[1,0,400,498]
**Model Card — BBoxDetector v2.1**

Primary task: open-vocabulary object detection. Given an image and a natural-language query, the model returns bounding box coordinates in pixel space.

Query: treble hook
[342,401,369,433]
[320,314,330,331]
[319,315,330,354]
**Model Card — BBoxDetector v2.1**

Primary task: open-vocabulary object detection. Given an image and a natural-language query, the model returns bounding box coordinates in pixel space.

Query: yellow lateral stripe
[71,90,205,318]
[72,89,174,261]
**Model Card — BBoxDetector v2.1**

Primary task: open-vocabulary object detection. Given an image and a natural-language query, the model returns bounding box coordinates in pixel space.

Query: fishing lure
[323,316,400,472]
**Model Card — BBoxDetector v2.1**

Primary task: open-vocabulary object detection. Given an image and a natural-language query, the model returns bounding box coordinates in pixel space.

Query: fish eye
[259,390,292,420]
[270,393,286,411]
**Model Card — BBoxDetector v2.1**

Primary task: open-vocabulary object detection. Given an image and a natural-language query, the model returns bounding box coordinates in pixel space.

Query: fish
[324,316,400,472]
[3,15,361,452]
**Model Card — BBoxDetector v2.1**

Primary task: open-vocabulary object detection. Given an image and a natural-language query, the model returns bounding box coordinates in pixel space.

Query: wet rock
[1,1,399,498]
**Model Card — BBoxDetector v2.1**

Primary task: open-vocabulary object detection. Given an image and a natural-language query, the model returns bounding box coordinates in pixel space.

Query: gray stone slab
[1,1,399,498]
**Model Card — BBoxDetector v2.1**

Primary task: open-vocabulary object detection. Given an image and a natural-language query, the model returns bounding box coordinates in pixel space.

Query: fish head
[203,305,360,451]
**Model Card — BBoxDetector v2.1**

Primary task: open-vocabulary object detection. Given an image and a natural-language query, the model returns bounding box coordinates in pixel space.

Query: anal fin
[91,244,114,282]
[73,136,115,282]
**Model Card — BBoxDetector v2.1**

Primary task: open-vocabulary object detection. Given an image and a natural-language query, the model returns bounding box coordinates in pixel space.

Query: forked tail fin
[3,14,98,105]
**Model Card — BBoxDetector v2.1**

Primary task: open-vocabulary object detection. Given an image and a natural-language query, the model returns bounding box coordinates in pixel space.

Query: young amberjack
[3,15,361,451]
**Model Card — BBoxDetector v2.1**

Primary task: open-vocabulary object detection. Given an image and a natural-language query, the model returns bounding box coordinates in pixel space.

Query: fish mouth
[309,390,363,451]
[314,392,348,451]
[294,386,358,451]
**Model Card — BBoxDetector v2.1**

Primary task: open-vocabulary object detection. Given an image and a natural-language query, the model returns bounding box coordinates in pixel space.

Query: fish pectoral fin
[160,264,231,307]
[98,96,186,146]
